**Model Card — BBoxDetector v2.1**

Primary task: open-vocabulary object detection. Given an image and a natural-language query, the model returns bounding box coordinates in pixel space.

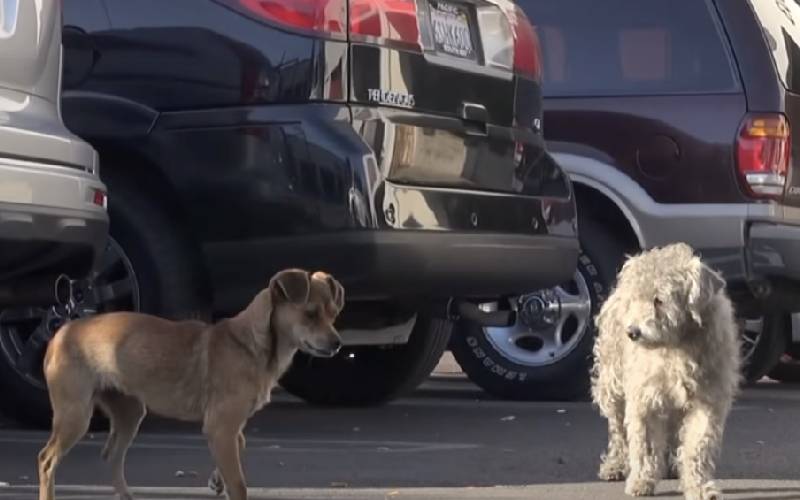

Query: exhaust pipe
[0,274,72,307]
[448,300,516,327]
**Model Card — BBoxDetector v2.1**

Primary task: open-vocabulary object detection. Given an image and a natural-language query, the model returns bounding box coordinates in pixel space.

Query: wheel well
[573,183,640,255]
[92,143,213,301]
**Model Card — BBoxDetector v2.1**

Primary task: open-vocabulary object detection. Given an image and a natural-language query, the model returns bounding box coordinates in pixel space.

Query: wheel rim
[0,237,140,388]
[741,317,764,366]
[482,270,593,367]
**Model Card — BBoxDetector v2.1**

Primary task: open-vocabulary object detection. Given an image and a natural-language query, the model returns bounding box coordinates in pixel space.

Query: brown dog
[37,269,345,500]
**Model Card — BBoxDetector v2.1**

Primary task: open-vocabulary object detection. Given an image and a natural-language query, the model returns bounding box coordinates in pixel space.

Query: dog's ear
[312,271,345,312]
[688,260,726,325]
[270,269,310,304]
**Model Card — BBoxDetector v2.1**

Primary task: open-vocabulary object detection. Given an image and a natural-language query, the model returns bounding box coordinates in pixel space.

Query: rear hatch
[347,0,552,194]
[0,0,96,170]
[0,0,60,101]
[210,0,563,197]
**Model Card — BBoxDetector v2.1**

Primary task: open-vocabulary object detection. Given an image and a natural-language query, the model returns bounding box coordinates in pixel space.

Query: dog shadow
[654,487,800,500]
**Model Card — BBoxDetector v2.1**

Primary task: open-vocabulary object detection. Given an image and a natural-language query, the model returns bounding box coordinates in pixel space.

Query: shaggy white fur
[591,243,741,500]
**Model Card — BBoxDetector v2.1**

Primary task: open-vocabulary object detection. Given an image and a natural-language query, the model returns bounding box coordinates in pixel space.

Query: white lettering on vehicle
[367,88,415,108]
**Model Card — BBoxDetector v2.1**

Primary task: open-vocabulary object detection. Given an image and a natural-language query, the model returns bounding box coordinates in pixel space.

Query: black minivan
[0,0,578,425]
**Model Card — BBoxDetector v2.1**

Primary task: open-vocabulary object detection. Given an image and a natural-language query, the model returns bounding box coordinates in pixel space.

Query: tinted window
[519,0,739,97]
[748,0,800,93]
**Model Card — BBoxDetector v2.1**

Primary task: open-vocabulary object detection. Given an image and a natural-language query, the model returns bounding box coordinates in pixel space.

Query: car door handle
[461,102,488,137]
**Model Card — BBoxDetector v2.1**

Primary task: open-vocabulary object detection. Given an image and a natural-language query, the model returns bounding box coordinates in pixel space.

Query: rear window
[518,0,739,97]
[748,0,800,93]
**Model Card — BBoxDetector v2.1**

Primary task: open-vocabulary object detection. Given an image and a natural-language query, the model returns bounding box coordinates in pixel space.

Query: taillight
[508,6,542,80]
[92,189,107,210]
[737,113,791,200]
[236,0,346,37]
[349,0,421,50]
[477,5,514,72]
[479,3,541,80]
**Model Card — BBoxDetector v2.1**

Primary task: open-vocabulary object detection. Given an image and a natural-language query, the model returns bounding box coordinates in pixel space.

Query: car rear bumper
[151,103,578,313]
[0,156,108,280]
[622,197,800,310]
[206,229,579,313]
[747,222,800,282]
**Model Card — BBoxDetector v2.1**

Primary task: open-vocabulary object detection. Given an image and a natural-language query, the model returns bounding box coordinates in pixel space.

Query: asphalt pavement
[1,355,799,499]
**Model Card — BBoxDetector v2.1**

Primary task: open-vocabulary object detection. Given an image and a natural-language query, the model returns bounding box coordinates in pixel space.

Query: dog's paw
[684,482,723,500]
[625,478,656,497]
[116,493,134,500]
[664,464,680,481]
[598,466,626,482]
[208,470,225,496]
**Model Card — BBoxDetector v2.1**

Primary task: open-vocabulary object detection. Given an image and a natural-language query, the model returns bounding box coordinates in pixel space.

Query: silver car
[0,0,107,419]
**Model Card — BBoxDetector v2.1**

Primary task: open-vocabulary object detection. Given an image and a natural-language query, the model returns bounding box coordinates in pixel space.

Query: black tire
[280,316,452,405]
[450,217,624,401]
[0,175,210,428]
[768,353,800,383]
[103,174,212,321]
[742,313,789,383]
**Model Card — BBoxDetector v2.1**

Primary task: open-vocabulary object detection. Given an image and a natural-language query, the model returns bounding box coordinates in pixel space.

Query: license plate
[429,1,476,60]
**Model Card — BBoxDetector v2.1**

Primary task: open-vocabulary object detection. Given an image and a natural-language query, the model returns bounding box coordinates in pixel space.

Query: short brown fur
[37,269,345,500]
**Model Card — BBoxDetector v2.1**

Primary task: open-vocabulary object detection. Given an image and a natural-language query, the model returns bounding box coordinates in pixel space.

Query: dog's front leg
[208,432,246,496]
[678,405,725,500]
[624,404,665,497]
[598,400,628,482]
[206,425,248,500]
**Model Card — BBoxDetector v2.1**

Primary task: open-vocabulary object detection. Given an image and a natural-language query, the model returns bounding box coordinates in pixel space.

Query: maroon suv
[450,0,800,401]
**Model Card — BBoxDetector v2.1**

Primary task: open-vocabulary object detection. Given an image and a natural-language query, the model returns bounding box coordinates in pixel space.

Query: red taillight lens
[349,0,420,50]
[507,6,542,80]
[238,0,346,36]
[737,113,791,199]
[92,189,107,209]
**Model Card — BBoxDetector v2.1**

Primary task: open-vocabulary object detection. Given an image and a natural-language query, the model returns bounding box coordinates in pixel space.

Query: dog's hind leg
[96,392,146,500]
[678,405,725,500]
[598,400,627,482]
[38,394,93,500]
[624,404,666,497]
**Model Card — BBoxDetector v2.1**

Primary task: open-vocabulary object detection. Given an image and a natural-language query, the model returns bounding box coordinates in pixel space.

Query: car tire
[0,175,210,428]
[768,353,800,383]
[280,316,452,405]
[450,217,624,401]
[742,313,789,383]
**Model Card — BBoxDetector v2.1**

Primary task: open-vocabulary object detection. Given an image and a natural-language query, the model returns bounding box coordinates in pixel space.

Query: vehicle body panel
[518,0,800,310]
[0,0,107,284]
[61,0,577,313]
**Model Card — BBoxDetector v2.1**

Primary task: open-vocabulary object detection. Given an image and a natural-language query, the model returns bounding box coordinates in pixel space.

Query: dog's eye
[653,297,663,308]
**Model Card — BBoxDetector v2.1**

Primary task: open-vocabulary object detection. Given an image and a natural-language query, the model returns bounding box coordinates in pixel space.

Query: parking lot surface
[1,359,799,500]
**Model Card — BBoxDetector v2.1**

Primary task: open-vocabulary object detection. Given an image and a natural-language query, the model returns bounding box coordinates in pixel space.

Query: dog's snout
[331,337,342,353]
[627,326,642,341]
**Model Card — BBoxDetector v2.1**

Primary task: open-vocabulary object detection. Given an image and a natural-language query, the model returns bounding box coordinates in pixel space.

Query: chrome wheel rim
[482,270,593,367]
[0,237,140,388]
[741,317,764,366]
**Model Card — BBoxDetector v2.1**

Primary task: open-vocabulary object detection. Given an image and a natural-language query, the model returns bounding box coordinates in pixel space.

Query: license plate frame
[429,0,478,61]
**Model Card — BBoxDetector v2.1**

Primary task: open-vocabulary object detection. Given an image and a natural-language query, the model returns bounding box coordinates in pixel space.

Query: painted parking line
[3,480,800,500]
[0,433,480,454]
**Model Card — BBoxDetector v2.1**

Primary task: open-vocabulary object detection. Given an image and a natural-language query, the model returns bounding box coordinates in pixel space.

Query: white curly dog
[591,243,741,500]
